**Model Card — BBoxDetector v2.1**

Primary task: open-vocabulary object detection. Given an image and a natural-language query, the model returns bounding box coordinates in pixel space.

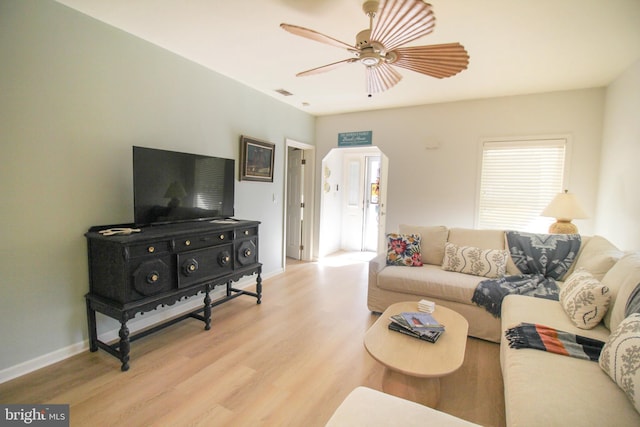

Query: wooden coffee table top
[364,302,469,378]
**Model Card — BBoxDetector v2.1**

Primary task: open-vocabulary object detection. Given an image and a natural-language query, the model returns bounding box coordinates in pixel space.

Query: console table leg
[85,298,98,352]
[119,313,130,372]
[256,272,262,304]
[203,284,212,330]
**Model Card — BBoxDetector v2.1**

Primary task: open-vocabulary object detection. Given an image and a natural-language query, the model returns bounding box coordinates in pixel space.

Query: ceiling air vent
[275,88,294,96]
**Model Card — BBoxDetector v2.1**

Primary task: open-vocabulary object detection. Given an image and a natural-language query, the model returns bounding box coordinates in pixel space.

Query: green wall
[0,0,314,375]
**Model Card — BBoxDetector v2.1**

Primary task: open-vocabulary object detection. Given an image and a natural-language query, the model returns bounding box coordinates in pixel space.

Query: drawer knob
[185,240,191,246]
[146,271,159,284]
[244,230,249,235]
[148,246,155,253]
[219,234,225,240]
[182,259,199,275]
[244,249,252,257]
[218,252,231,266]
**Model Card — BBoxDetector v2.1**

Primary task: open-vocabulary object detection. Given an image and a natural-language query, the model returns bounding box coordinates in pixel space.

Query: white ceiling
[56,0,640,116]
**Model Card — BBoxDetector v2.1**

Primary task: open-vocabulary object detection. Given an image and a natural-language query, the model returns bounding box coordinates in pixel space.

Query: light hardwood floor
[0,253,505,426]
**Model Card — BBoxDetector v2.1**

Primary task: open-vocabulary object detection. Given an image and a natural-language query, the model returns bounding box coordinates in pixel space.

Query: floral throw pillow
[386,233,423,267]
[599,313,640,414]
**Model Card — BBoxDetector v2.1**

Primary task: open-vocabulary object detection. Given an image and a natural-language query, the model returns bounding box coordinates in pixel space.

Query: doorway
[284,139,315,264]
[318,147,388,257]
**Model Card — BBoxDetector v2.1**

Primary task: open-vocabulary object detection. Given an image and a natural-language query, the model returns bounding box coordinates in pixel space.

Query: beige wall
[596,59,640,250]
[0,0,314,376]
[314,88,606,253]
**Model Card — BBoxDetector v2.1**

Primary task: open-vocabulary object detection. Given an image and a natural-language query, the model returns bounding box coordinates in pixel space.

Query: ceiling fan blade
[280,23,355,51]
[297,58,358,77]
[366,62,403,93]
[370,0,436,51]
[389,43,469,78]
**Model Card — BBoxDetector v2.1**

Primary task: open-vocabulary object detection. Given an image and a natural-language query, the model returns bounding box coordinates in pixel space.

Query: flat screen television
[133,146,235,226]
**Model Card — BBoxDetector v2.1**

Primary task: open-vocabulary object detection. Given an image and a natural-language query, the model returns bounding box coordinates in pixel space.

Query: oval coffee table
[364,301,469,407]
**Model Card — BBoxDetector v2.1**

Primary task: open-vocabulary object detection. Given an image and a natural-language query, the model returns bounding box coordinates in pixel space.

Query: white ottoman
[325,387,480,426]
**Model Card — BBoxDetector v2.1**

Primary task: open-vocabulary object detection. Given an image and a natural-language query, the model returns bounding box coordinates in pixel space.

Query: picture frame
[240,135,275,182]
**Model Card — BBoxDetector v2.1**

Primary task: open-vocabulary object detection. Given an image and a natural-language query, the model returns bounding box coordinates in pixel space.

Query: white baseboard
[0,269,282,384]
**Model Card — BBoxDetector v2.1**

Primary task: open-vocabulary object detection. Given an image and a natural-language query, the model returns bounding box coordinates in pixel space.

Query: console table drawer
[236,226,258,238]
[236,238,258,267]
[130,257,173,297]
[127,240,172,258]
[177,244,233,288]
[174,230,234,251]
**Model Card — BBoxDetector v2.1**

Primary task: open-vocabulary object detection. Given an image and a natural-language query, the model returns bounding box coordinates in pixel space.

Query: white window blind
[194,158,226,212]
[477,138,566,233]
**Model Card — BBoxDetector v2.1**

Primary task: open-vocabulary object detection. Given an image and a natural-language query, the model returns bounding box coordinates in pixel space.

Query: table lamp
[164,181,187,208]
[541,190,588,234]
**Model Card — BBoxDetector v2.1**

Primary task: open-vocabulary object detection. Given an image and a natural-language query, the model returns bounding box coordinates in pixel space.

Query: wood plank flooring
[0,253,505,426]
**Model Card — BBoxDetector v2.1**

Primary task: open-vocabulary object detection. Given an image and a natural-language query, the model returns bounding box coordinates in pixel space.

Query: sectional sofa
[365,224,640,426]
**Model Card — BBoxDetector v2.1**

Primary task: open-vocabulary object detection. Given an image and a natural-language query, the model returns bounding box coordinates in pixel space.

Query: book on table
[388,312,445,343]
[388,321,442,343]
[399,312,445,331]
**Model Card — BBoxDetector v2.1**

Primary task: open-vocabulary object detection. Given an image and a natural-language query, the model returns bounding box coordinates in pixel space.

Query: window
[477,137,568,233]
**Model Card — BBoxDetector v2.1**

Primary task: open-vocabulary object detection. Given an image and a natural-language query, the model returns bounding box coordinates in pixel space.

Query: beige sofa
[500,251,640,426]
[368,225,621,342]
[368,224,640,425]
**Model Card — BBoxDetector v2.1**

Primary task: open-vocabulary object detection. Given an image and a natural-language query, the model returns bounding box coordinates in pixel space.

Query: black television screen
[133,146,235,226]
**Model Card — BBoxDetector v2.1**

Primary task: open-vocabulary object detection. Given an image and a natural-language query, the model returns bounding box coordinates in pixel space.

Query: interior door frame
[283,138,316,266]
[318,146,388,257]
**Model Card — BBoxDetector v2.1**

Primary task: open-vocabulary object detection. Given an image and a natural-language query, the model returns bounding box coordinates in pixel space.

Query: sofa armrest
[368,254,387,308]
[369,253,387,275]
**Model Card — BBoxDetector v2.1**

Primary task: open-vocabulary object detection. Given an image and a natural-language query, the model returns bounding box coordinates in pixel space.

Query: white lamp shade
[541,191,588,221]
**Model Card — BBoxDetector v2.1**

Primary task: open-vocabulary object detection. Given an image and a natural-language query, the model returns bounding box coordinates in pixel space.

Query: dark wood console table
[84,219,261,371]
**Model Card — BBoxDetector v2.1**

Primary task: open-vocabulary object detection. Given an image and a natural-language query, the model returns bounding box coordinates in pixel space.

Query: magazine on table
[388,322,442,343]
[390,312,445,333]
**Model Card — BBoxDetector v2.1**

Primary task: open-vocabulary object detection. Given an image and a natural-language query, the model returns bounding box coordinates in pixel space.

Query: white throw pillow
[441,242,508,279]
[560,268,611,329]
[599,313,640,414]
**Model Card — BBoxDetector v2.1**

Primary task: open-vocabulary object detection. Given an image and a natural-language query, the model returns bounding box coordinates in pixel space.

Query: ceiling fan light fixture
[360,50,380,66]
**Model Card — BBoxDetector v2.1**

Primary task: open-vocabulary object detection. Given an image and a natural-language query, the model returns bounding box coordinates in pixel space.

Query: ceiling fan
[281,0,469,94]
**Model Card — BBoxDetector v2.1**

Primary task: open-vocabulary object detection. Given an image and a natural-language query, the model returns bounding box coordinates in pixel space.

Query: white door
[341,155,365,251]
[286,148,304,259]
[363,156,381,252]
[377,153,389,253]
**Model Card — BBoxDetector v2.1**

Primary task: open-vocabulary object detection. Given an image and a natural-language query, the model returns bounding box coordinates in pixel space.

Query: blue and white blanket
[472,231,581,317]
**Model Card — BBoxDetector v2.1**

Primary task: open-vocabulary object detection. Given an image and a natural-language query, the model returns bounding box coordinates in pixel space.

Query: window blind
[194,158,226,211]
[477,138,566,233]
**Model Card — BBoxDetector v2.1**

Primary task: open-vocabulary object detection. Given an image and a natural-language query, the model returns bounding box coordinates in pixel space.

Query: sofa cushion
[560,268,611,329]
[602,253,640,331]
[572,235,623,280]
[501,295,640,426]
[442,242,508,278]
[448,228,505,250]
[378,264,483,305]
[386,233,423,267]
[599,313,640,414]
[398,225,448,265]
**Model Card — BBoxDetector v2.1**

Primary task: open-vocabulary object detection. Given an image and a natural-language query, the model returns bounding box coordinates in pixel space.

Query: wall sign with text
[338,131,372,147]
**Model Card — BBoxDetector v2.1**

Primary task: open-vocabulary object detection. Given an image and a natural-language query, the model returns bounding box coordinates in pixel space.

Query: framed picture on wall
[240,135,275,182]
